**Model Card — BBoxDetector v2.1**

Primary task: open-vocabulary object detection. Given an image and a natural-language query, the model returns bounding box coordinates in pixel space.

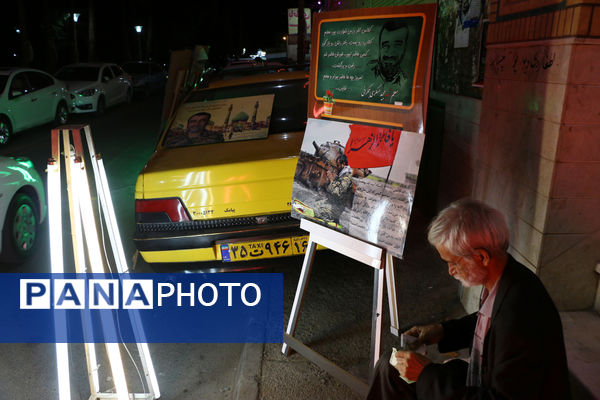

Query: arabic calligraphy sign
[308,5,437,133]
[288,8,311,34]
[316,16,423,108]
[345,125,401,168]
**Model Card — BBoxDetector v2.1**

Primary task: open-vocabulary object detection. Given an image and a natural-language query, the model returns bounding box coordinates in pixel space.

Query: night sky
[2,0,324,72]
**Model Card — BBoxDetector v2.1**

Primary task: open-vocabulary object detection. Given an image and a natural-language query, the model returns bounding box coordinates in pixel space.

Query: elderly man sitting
[367,198,571,400]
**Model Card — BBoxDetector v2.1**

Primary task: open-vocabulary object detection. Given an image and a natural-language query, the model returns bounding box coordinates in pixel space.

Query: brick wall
[488,2,598,41]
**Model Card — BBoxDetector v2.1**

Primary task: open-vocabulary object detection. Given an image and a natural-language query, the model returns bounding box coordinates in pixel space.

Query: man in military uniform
[314,161,369,227]
[165,112,224,147]
[366,20,412,105]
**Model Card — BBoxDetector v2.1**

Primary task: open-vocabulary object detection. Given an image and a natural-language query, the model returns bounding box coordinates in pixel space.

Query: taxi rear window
[162,78,307,148]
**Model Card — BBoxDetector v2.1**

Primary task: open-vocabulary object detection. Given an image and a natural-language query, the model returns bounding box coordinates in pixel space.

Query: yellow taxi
[133,71,309,265]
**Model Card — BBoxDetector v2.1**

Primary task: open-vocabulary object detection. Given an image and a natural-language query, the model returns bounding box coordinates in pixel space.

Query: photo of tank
[291,118,425,258]
[293,139,370,228]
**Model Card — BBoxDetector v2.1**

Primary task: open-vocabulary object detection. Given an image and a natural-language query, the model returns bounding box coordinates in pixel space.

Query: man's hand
[403,323,444,349]
[392,351,432,382]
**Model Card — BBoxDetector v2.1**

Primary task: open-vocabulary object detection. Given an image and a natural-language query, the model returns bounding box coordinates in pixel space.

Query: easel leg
[385,253,399,336]
[370,267,384,379]
[282,239,318,356]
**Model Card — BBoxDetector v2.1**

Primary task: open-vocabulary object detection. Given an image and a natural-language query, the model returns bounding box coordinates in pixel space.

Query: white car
[0,67,71,145]
[0,156,46,263]
[56,63,133,114]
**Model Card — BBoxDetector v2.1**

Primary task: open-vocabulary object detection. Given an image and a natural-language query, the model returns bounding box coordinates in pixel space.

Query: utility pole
[41,0,58,71]
[16,0,33,66]
[145,16,153,60]
[88,0,96,61]
[70,0,79,63]
[297,0,305,65]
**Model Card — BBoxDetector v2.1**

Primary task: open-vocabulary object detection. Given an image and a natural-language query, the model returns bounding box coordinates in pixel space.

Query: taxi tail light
[135,198,191,223]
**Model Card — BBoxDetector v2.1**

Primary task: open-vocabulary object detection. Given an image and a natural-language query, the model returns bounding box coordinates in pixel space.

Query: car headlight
[77,88,98,97]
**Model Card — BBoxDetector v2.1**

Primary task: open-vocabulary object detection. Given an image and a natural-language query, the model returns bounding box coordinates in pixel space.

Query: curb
[233,343,264,400]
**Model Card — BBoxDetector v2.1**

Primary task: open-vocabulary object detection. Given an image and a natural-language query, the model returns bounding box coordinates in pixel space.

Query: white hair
[427,198,509,257]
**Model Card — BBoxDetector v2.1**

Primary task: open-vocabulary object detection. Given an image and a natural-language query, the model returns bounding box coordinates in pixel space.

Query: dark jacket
[416,255,571,399]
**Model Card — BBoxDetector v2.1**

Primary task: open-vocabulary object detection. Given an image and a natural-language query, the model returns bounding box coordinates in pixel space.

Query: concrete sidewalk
[131,205,599,400]
[232,205,466,400]
[232,287,600,400]
[561,311,600,400]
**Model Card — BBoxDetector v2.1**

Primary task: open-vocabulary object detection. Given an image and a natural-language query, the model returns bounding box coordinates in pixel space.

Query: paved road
[0,93,263,399]
[0,93,463,399]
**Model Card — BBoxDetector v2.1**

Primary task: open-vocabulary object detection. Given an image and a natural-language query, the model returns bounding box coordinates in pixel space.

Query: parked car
[0,67,70,145]
[55,62,133,114]
[121,61,167,96]
[0,156,46,263]
[134,70,309,266]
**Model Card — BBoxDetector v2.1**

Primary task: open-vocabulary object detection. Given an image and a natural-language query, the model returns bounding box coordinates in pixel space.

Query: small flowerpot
[323,102,333,116]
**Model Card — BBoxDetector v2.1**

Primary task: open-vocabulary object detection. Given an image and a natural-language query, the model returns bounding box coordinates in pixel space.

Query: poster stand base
[281,218,399,397]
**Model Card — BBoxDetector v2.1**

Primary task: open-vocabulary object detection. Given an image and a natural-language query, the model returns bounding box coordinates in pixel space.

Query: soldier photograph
[293,140,369,229]
[164,112,224,147]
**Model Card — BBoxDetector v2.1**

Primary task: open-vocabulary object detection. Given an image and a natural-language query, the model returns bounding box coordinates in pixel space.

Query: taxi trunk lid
[136,131,303,221]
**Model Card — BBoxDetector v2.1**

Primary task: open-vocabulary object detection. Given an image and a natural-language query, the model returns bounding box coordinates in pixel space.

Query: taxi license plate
[220,236,309,262]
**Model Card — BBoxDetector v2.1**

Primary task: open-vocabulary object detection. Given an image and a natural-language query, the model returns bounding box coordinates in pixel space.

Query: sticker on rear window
[163,94,275,148]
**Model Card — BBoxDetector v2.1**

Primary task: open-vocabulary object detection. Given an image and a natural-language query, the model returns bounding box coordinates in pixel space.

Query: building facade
[330,0,600,312]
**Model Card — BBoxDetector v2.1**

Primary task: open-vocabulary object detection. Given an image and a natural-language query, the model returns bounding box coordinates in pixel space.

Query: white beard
[455,259,489,287]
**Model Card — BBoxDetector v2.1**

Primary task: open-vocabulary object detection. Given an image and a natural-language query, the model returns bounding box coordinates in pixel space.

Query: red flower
[323,89,335,104]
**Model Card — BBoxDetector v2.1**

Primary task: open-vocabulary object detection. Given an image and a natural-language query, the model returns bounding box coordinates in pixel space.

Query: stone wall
[437,1,600,311]
[428,90,482,312]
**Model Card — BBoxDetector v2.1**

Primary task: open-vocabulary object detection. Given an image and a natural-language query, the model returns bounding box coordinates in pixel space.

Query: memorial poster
[308,5,437,133]
[163,94,274,147]
[315,16,423,108]
[291,118,425,258]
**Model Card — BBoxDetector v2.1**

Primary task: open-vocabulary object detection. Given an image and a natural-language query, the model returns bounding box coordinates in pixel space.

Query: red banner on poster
[344,125,401,168]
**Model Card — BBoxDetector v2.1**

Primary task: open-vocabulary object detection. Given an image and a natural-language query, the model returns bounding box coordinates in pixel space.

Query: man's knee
[374,350,396,378]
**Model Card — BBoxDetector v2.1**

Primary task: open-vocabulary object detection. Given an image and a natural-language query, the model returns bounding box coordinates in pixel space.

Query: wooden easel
[282,218,399,397]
